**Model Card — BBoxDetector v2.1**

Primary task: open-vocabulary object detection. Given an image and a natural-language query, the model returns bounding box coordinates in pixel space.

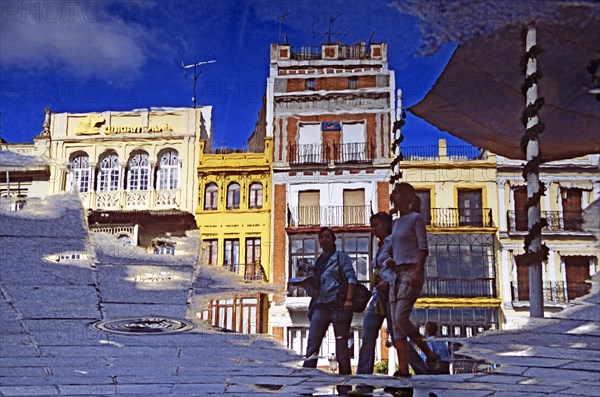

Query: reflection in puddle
[251,384,283,392]
[305,385,437,396]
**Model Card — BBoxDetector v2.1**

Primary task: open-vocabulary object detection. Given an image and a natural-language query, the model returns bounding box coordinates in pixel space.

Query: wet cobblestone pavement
[1,195,599,396]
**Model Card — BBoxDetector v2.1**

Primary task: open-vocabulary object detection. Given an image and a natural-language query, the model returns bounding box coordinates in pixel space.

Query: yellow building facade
[195,138,273,334]
[38,107,212,248]
[399,139,501,337]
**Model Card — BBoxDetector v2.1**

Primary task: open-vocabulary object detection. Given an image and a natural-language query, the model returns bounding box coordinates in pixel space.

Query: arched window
[204,183,218,210]
[71,153,90,193]
[118,234,133,246]
[127,152,150,191]
[157,150,179,190]
[97,153,120,192]
[227,183,241,210]
[248,182,263,209]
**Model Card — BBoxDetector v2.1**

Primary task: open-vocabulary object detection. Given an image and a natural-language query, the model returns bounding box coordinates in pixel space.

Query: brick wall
[272,184,287,303]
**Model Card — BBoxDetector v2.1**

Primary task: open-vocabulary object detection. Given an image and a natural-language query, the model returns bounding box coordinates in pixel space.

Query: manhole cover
[91,317,195,335]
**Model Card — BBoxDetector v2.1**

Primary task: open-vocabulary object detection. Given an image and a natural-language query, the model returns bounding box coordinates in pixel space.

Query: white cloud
[0,1,162,79]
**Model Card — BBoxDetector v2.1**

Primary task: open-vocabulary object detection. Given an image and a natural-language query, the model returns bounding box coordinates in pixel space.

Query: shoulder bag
[336,252,371,312]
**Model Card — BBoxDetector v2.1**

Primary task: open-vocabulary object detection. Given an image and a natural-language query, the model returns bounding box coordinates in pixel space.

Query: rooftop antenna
[278,12,289,44]
[327,13,343,43]
[179,51,216,109]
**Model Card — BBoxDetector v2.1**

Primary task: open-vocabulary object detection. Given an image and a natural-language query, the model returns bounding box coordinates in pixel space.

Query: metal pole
[524,25,544,318]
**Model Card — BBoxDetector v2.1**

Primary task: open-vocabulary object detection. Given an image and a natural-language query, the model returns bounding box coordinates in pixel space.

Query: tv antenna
[179,51,216,109]
[326,13,344,43]
[278,12,289,44]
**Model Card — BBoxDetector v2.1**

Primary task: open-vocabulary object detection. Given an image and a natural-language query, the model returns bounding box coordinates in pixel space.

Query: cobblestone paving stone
[1,195,599,396]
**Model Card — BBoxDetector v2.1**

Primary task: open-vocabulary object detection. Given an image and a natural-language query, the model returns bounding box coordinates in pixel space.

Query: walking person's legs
[356,309,385,374]
[331,309,353,375]
[303,308,332,368]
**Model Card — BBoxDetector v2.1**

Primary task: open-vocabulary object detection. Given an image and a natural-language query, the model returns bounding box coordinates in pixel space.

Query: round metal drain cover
[92,317,195,335]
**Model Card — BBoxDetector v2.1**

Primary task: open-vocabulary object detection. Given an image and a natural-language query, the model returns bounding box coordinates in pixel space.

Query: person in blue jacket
[300,227,357,375]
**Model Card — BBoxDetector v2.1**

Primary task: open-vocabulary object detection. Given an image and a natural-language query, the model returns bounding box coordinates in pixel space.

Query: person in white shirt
[383,182,441,377]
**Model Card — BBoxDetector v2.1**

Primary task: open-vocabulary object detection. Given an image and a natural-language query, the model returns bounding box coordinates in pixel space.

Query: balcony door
[565,256,590,299]
[298,190,320,226]
[458,189,483,226]
[343,189,365,225]
[515,255,529,301]
[513,187,528,231]
[561,188,583,231]
[340,122,366,162]
[415,189,431,225]
[297,124,322,163]
[224,239,239,272]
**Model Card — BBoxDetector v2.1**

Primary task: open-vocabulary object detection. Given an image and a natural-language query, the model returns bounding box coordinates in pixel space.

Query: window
[248,183,263,209]
[97,153,120,192]
[305,78,315,90]
[348,76,358,89]
[224,239,239,269]
[118,234,133,246]
[412,307,499,338]
[227,183,241,209]
[127,152,150,191]
[425,234,495,297]
[245,238,262,280]
[289,236,318,297]
[415,189,431,225]
[154,245,175,255]
[340,122,366,163]
[458,188,483,226]
[204,239,218,265]
[295,123,323,164]
[157,150,179,190]
[298,190,320,226]
[204,183,218,210]
[71,153,91,193]
[336,233,370,283]
[343,189,365,225]
[246,238,261,264]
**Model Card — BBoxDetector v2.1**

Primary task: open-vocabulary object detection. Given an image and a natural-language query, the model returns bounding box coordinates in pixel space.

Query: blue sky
[1,0,464,148]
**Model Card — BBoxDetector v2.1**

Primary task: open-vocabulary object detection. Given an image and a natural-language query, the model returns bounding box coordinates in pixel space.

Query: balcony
[288,205,370,228]
[510,281,590,304]
[430,208,494,228]
[224,263,266,282]
[289,144,329,165]
[288,143,375,165]
[289,46,322,61]
[82,189,181,211]
[400,145,486,162]
[507,210,584,232]
[421,278,496,298]
[333,142,374,164]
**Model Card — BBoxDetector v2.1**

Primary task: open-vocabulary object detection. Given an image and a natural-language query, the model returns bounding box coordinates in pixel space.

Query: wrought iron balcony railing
[400,145,487,161]
[430,207,494,228]
[507,210,584,232]
[224,263,266,281]
[421,277,496,298]
[333,142,374,164]
[288,144,329,165]
[288,205,371,228]
[510,280,590,303]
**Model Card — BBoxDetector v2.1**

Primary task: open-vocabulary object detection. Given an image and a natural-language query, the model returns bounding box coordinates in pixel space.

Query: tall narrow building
[249,42,397,367]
